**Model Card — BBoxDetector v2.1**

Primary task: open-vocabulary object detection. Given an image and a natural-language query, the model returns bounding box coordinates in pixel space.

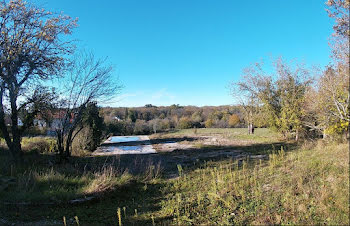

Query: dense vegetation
[101,105,245,135]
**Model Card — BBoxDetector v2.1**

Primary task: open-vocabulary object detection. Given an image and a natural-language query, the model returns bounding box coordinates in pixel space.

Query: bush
[229,114,240,127]
[205,119,214,128]
[106,121,134,136]
[177,117,192,129]
[159,118,171,131]
[134,120,150,135]
[148,119,161,133]
[215,119,229,128]
[22,137,56,153]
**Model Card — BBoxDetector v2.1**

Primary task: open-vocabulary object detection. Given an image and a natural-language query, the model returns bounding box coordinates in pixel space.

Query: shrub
[159,119,171,131]
[205,119,214,128]
[215,119,229,128]
[177,117,192,129]
[106,121,134,136]
[148,119,161,133]
[134,120,150,135]
[229,114,240,127]
[22,137,56,153]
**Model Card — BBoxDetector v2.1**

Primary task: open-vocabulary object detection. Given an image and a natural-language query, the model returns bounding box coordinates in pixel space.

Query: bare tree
[0,0,77,160]
[53,51,121,158]
[231,61,268,134]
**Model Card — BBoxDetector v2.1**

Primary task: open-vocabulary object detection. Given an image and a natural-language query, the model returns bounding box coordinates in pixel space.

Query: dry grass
[84,166,132,195]
[0,131,348,225]
[156,141,349,225]
[1,164,133,203]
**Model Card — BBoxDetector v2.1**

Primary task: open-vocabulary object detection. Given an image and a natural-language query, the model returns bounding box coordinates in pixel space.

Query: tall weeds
[159,142,349,225]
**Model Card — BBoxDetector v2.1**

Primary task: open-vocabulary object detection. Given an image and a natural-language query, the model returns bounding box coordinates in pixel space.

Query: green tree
[233,58,312,140]
[127,110,137,122]
[262,58,312,140]
[276,67,309,140]
[81,102,104,151]
[205,119,214,128]
[177,117,192,129]
[191,111,202,127]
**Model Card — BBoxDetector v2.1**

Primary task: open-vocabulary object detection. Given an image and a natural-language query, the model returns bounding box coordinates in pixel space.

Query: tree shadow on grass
[158,141,298,175]
[60,140,299,179]
[0,139,299,225]
[1,179,171,225]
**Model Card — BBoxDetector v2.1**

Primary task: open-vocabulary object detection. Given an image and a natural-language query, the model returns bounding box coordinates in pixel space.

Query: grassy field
[155,141,349,225]
[153,128,281,143]
[0,129,348,225]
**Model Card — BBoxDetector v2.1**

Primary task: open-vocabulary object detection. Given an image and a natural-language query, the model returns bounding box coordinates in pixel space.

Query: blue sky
[34,0,334,107]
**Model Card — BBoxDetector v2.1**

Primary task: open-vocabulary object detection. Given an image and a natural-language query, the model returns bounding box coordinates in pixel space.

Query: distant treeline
[100,104,264,135]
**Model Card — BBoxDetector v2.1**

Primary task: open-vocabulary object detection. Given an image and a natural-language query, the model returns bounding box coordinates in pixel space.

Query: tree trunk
[65,121,81,157]
[247,109,254,135]
[0,87,18,161]
[56,130,64,157]
[64,144,71,157]
[295,129,299,141]
[343,131,348,142]
[0,110,15,159]
[323,129,327,139]
[248,123,254,134]
[10,112,22,161]
[9,89,22,162]
[64,126,75,157]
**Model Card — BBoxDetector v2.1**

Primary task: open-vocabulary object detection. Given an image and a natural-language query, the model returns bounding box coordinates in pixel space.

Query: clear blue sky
[34,0,334,107]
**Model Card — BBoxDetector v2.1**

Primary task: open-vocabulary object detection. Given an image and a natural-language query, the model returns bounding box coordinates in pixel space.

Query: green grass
[155,128,281,143]
[0,130,348,225]
[21,136,57,153]
[0,164,132,203]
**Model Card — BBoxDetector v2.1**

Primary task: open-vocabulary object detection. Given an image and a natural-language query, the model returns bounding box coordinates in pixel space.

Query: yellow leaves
[229,114,240,127]
[325,120,349,135]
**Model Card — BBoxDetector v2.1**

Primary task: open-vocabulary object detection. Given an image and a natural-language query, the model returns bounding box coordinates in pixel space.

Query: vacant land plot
[0,128,348,225]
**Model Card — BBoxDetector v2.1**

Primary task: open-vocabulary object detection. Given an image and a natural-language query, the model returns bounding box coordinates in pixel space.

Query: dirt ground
[92,133,272,178]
